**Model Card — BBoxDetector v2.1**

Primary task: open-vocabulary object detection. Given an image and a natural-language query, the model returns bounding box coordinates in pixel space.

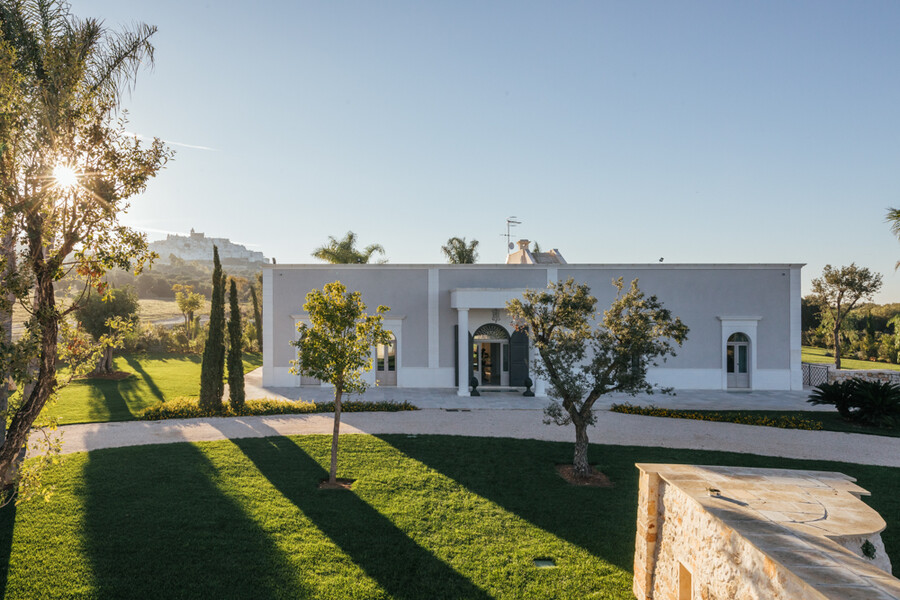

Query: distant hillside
[149,229,268,264]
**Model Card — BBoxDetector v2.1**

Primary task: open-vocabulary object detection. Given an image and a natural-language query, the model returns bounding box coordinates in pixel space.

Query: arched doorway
[473,324,510,386]
[375,333,397,386]
[726,332,750,389]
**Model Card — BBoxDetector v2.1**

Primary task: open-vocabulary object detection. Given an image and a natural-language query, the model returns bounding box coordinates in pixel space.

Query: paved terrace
[37,370,900,468]
[245,369,821,411]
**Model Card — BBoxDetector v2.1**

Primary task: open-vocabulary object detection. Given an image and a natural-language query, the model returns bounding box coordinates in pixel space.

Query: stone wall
[829,369,900,385]
[634,464,900,600]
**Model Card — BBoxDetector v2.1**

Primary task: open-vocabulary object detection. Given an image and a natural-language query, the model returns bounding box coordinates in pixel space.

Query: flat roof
[265,263,805,270]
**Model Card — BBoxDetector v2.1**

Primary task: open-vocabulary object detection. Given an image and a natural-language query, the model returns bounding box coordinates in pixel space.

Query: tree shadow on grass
[230,435,494,600]
[81,442,314,599]
[375,434,642,571]
[84,380,133,423]
[0,503,16,598]
[124,355,165,403]
[376,435,900,573]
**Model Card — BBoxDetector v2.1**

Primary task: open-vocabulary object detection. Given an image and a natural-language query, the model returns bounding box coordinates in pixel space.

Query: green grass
[610,405,900,438]
[42,352,263,425]
[138,298,207,323]
[802,346,900,371]
[0,435,897,599]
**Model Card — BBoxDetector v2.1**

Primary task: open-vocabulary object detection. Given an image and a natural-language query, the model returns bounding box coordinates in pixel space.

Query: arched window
[473,323,510,341]
[728,332,749,343]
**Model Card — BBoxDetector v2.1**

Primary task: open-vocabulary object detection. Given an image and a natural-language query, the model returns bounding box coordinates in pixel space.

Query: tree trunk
[833,323,842,370]
[330,386,342,484]
[0,229,14,454]
[0,264,58,485]
[573,422,591,478]
[94,347,114,375]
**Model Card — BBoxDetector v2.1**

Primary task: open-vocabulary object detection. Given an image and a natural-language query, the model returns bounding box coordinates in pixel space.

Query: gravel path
[37,409,900,467]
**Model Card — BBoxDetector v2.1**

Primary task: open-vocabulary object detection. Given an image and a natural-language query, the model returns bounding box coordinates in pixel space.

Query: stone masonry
[634,464,900,600]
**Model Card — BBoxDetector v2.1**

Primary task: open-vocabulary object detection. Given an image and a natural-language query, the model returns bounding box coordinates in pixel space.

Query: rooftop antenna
[502,216,521,253]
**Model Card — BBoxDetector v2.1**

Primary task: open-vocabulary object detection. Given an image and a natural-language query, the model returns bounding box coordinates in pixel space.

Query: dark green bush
[807,380,857,419]
[850,379,900,427]
[808,378,900,428]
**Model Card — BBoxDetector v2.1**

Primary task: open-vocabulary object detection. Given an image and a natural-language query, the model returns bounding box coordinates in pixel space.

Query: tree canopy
[73,286,138,374]
[441,237,479,264]
[887,208,900,269]
[173,284,204,339]
[0,0,170,491]
[810,264,883,370]
[508,278,688,478]
[291,281,389,484]
[312,231,385,264]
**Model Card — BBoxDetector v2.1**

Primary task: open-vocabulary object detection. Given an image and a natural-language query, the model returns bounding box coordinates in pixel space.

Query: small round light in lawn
[53,164,78,189]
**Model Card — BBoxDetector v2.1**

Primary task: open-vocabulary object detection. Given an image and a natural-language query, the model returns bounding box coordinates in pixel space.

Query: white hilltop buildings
[149,229,268,264]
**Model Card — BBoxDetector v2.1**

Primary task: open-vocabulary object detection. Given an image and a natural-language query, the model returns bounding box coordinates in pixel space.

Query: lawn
[802,346,900,371]
[138,298,205,324]
[0,436,897,599]
[41,352,263,425]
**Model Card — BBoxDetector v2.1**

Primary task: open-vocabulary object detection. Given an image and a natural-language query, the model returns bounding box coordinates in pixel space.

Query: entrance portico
[451,288,543,397]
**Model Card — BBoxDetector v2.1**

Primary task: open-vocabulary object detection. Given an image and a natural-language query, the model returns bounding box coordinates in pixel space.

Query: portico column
[530,343,547,396]
[457,309,470,396]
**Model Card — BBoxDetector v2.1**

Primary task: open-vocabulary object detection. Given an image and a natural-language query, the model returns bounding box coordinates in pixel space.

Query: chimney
[517,239,530,251]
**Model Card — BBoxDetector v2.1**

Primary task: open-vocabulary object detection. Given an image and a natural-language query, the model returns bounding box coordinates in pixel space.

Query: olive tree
[173,284,204,340]
[508,278,688,479]
[291,281,389,485]
[73,287,139,374]
[0,0,171,490]
[810,264,883,369]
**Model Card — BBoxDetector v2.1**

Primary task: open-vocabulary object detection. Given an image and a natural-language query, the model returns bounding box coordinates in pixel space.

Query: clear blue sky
[75,0,900,301]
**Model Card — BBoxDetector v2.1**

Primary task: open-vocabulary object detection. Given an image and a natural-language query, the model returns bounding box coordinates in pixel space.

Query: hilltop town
[149,229,268,264]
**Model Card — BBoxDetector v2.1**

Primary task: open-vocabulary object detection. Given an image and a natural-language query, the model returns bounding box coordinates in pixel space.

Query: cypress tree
[199,246,226,412]
[227,278,245,412]
[250,273,263,350]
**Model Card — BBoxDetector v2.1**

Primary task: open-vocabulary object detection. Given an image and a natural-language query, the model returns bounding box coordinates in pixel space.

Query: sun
[52,163,78,189]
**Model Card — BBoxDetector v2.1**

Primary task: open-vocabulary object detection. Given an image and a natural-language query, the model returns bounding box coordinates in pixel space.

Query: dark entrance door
[484,342,501,385]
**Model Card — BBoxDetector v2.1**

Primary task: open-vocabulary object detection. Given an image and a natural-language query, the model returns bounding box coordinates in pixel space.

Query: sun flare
[52,164,78,189]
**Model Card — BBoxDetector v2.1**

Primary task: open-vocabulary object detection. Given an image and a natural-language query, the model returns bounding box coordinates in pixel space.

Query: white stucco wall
[264,263,802,391]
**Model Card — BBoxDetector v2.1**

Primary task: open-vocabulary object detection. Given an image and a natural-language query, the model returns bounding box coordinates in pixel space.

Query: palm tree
[442,236,479,264]
[312,231,385,264]
[0,0,169,487]
[887,208,900,269]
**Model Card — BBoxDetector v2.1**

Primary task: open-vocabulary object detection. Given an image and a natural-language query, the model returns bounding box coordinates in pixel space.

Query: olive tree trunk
[833,323,842,370]
[330,386,343,484]
[572,421,591,478]
[94,347,114,375]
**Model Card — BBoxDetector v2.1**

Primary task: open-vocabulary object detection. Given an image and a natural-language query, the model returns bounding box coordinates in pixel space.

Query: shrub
[138,397,418,421]
[807,380,856,419]
[808,378,900,428]
[609,403,823,430]
[849,379,900,428]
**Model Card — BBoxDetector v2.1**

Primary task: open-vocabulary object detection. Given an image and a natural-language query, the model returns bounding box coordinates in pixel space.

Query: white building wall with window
[263,263,803,395]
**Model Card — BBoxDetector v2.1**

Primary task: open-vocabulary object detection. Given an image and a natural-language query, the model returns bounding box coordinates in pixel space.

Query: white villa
[262,241,803,396]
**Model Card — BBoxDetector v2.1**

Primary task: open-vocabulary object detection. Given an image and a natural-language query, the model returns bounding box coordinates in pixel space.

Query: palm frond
[87,21,156,104]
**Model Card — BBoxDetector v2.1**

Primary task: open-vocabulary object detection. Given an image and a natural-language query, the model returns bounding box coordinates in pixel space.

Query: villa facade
[262,256,803,396]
